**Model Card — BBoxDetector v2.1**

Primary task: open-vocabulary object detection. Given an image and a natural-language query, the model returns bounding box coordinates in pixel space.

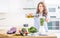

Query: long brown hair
[36,2,47,16]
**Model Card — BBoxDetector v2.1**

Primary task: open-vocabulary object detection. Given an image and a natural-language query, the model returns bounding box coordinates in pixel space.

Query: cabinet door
[0,0,8,12]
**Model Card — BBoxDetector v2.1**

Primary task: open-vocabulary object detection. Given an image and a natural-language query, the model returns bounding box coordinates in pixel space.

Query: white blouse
[34,13,49,34]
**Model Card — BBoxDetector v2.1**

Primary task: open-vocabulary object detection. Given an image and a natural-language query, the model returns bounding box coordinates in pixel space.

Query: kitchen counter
[0,33,57,38]
[18,36,56,38]
[8,33,57,38]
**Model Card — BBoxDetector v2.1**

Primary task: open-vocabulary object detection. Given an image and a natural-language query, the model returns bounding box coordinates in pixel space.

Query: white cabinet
[45,0,59,18]
[0,0,8,20]
[0,0,8,12]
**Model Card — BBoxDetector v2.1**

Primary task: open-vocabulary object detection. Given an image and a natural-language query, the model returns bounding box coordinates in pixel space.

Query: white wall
[0,0,23,29]
[0,0,8,12]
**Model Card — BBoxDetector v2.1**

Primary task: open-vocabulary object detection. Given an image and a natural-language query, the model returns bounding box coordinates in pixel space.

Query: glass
[40,18,44,26]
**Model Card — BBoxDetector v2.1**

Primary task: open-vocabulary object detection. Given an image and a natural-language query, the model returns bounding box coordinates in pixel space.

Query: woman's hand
[26,13,33,18]
[45,18,48,22]
[26,13,33,16]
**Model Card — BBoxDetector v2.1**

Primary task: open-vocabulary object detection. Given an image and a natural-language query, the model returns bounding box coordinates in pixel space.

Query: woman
[34,2,49,34]
[26,2,49,34]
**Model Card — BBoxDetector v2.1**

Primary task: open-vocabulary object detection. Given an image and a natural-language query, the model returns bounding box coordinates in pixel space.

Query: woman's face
[39,4,44,12]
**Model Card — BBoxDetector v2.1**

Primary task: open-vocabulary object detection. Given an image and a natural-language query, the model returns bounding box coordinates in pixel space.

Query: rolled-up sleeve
[46,14,50,22]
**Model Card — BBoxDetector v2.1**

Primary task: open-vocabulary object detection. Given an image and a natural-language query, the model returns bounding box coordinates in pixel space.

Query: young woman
[34,2,49,34]
[26,2,49,34]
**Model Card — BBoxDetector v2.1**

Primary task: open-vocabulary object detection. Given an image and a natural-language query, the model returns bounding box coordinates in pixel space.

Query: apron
[34,13,48,34]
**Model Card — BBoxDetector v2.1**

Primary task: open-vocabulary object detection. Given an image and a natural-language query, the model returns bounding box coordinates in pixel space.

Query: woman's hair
[36,2,47,16]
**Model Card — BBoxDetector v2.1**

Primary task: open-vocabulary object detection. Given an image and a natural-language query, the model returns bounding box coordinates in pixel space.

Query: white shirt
[34,13,49,34]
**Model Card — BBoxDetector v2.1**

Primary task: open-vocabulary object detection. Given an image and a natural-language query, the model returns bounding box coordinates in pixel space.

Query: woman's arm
[26,13,33,16]
[45,15,50,22]
[45,18,49,22]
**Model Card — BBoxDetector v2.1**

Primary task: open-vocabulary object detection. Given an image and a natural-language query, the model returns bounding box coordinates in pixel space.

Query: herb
[28,27,37,33]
